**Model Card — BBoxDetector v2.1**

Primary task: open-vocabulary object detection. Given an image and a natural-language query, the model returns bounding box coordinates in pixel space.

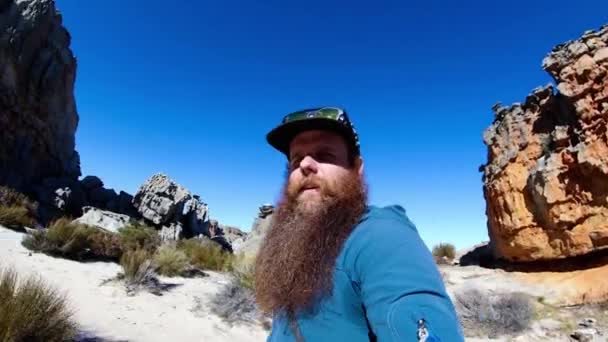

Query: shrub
[0,186,37,212]
[120,249,154,285]
[21,230,47,251]
[210,277,259,324]
[0,267,77,341]
[118,224,160,253]
[177,238,233,271]
[0,206,33,229]
[153,245,189,277]
[22,218,121,261]
[432,243,456,260]
[455,288,534,337]
[0,186,37,229]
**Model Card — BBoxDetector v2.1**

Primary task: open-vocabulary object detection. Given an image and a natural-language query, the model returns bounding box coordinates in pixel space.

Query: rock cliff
[482,24,608,261]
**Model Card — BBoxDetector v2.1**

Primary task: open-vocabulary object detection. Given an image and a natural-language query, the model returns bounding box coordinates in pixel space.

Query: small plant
[153,245,189,277]
[177,238,233,271]
[210,277,259,324]
[120,249,154,285]
[0,267,77,341]
[21,230,48,251]
[432,242,456,260]
[0,206,34,229]
[118,224,160,253]
[22,218,121,261]
[455,287,534,338]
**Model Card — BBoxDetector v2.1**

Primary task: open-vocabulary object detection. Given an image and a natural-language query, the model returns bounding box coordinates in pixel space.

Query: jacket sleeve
[349,209,464,341]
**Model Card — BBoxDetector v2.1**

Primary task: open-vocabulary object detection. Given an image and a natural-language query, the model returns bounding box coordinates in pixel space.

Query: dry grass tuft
[0,267,77,342]
[153,245,189,277]
[177,238,233,271]
[118,224,160,253]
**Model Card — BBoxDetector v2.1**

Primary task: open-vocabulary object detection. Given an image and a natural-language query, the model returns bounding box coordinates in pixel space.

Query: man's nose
[299,155,318,175]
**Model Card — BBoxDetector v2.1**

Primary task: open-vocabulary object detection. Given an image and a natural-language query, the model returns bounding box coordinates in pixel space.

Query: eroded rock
[482,24,608,262]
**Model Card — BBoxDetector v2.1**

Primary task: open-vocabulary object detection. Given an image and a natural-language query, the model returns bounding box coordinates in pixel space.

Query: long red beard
[254,170,367,316]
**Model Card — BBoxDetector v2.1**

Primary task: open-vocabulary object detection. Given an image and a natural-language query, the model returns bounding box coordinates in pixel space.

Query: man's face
[286,129,361,213]
[255,128,368,315]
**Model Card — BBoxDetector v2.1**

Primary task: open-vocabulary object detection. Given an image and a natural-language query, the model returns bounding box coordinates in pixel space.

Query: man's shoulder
[339,204,421,263]
[355,204,419,235]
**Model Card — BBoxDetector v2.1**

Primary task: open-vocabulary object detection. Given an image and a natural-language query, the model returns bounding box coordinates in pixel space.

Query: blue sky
[55,0,608,250]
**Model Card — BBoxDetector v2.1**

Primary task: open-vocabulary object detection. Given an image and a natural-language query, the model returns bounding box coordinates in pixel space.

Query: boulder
[133,174,209,240]
[89,187,118,207]
[80,175,103,191]
[208,219,247,246]
[481,24,608,262]
[73,206,132,233]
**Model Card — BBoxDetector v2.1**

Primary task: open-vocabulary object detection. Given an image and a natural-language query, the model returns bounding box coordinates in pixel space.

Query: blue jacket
[267,205,464,341]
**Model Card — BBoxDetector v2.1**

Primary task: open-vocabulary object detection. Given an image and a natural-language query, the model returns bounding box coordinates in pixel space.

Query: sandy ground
[0,226,268,342]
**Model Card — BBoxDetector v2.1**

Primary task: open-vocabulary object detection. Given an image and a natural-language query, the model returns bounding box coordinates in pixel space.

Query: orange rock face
[482,24,608,262]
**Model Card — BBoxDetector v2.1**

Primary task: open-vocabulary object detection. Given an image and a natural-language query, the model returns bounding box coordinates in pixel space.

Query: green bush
[177,238,233,271]
[0,267,77,341]
[432,242,456,260]
[118,224,160,253]
[0,206,34,229]
[153,245,189,277]
[22,218,121,261]
[120,249,154,285]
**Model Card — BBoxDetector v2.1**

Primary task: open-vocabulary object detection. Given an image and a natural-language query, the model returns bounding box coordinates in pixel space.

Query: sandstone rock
[133,174,209,240]
[74,206,131,233]
[482,24,608,262]
[0,0,80,191]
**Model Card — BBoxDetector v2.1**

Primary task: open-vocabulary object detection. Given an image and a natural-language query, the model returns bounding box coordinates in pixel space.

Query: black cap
[266,106,360,157]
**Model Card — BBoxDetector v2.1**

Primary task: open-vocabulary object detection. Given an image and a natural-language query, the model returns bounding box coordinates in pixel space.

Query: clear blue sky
[55,0,608,250]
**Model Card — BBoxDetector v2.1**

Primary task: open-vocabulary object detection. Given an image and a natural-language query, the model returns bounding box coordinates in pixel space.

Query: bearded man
[255,107,463,341]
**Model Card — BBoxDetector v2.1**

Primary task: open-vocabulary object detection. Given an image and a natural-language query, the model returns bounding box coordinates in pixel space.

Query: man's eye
[289,158,302,169]
[317,152,334,161]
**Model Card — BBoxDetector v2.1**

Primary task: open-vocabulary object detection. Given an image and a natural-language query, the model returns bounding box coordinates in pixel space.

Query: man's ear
[354,156,364,176]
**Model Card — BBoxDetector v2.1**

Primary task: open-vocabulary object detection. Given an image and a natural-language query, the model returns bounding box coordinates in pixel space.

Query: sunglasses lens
[284,107,343,123]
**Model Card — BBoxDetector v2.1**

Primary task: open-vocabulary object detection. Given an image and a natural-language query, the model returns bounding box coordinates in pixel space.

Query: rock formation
[482,24,608,262]
[208,219,247,252]
[0,0,80,191]
[133,173,210,241]
[235,204,274,256]
[74,206,133,233]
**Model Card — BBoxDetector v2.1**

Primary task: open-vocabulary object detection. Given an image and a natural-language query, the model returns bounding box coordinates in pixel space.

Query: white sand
[0,226,267,342]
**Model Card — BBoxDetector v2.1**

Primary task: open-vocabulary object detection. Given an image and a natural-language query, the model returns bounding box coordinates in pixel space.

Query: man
[255,107,463,341]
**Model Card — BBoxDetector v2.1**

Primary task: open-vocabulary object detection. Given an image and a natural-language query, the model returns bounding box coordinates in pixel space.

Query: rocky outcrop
[482,24,608,262]
[208,219,247,252]
[0,0,80,191]
[235,204,274,256]
[133,174,210,241]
